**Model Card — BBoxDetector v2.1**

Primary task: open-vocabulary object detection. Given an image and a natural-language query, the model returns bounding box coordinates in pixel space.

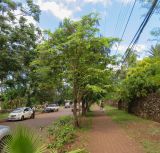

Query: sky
[19,0,160,59]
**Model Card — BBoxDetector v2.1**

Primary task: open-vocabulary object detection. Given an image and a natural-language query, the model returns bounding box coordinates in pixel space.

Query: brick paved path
[87,109,144,153]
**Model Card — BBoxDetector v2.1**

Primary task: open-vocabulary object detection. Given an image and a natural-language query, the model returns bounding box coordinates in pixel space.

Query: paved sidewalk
[87,109,144,153]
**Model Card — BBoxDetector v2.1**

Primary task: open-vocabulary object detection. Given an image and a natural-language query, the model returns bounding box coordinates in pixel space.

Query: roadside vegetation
[105,105,160,153]
[47,115,92,153]
[0,0,160,152]
[0,113,8,120]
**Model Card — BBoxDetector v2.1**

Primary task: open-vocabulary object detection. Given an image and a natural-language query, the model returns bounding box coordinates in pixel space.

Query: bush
[48,116,75,152]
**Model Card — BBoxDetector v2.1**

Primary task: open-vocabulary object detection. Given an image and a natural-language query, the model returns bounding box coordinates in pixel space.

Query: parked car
[0,125,10,151]
[64,102,71,108]
[71,105,81,112]
[8,107,34,121]
[44,104,59,112]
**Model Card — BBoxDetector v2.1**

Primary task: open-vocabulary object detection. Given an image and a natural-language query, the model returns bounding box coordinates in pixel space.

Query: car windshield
[48,104,56,107]
[12,108,24,113]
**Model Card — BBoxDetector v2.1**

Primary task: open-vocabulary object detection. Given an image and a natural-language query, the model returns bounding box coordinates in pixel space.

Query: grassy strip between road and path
[0,113,9,120]
[47,113,93,153]
[105,105,160,153]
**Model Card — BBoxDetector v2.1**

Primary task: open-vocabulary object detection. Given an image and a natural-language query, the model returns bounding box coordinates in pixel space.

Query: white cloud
[134,44,146,53]
[84,0,111,5]
[36,0,74,20]
[65,0,77,2]
[112,44,146,54]
[118,0,134,4]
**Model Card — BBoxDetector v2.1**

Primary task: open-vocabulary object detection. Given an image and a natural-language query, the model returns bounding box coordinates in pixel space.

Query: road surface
[1,108,72,130]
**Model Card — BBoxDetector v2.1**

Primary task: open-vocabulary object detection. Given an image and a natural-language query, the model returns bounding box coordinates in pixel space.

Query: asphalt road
[1,108,72,130]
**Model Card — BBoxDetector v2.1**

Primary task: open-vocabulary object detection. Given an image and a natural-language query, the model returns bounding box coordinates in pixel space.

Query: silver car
[0,125,10,151]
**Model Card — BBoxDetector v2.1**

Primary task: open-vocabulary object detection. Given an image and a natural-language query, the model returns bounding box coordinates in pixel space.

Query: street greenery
[48,116,76,152]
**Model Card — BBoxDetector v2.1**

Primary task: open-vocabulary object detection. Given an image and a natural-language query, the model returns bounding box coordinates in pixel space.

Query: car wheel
[21,116,24,121]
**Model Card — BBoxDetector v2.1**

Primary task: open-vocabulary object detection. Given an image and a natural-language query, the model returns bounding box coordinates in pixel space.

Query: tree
[0,0,41,108]
[33,13,117,126]
[149,44,160,57]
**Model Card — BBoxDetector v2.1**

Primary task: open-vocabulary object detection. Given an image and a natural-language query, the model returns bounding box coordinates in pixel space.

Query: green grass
[0,113,8,120]
[142,140,160,153]
[79,112,93,131]
[105,105,160,153]
[105,105,143,124]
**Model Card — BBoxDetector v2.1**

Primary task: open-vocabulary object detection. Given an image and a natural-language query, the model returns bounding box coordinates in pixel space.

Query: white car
[44,104,59,112]
[0,125,10,151]
[8,107,34,121]
[64,102,71,108]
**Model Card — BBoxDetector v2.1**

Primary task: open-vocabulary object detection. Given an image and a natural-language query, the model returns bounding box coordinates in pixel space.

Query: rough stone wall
[131,93,160,122]
[106,93,160,122]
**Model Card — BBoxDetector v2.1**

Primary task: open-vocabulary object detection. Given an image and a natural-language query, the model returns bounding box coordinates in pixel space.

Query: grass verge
[0,113,8,120]
[105,105,160,153]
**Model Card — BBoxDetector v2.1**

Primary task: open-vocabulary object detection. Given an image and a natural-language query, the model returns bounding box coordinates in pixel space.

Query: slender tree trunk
[73,98,79,127]
[86,101,89,112]
[73,82,79,127]
[82,99,86,116]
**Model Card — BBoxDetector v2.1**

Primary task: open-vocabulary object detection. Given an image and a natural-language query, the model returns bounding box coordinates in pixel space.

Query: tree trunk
[86,101,89,112]
[82,99,86,116]
[73,81,80,127]
[73,98,79,127]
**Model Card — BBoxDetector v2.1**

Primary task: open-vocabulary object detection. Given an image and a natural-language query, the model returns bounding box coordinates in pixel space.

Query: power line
[114,2,125,36]
[122,0,158,63]
[115,0,137,55]
[114,1,132,37]
[116,0,159,76]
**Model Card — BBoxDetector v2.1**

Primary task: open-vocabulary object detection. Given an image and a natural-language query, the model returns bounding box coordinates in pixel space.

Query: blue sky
[24,0,160,58]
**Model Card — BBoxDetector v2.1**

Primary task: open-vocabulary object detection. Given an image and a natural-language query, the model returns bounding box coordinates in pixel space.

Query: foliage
[32,13,117,125]
[0,0,41,108]
[48,116,76,152]
[3,126,46,153]
[114,56,160,103]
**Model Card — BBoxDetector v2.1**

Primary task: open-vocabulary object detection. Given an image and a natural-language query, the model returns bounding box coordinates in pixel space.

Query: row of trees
[1,0,159,126]
[0,1,118,126]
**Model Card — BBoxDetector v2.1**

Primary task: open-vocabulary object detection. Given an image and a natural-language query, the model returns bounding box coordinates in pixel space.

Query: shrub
[48,116,75,152]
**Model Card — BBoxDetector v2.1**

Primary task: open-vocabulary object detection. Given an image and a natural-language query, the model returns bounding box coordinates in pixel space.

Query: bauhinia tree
[33,13,117,127]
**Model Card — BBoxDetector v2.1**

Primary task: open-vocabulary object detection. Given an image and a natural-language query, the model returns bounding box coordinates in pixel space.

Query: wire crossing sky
[15,0,160,59]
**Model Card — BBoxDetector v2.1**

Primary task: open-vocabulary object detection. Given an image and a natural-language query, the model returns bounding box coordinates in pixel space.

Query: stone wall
[130,93,160,122]
[115,93,160,122]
